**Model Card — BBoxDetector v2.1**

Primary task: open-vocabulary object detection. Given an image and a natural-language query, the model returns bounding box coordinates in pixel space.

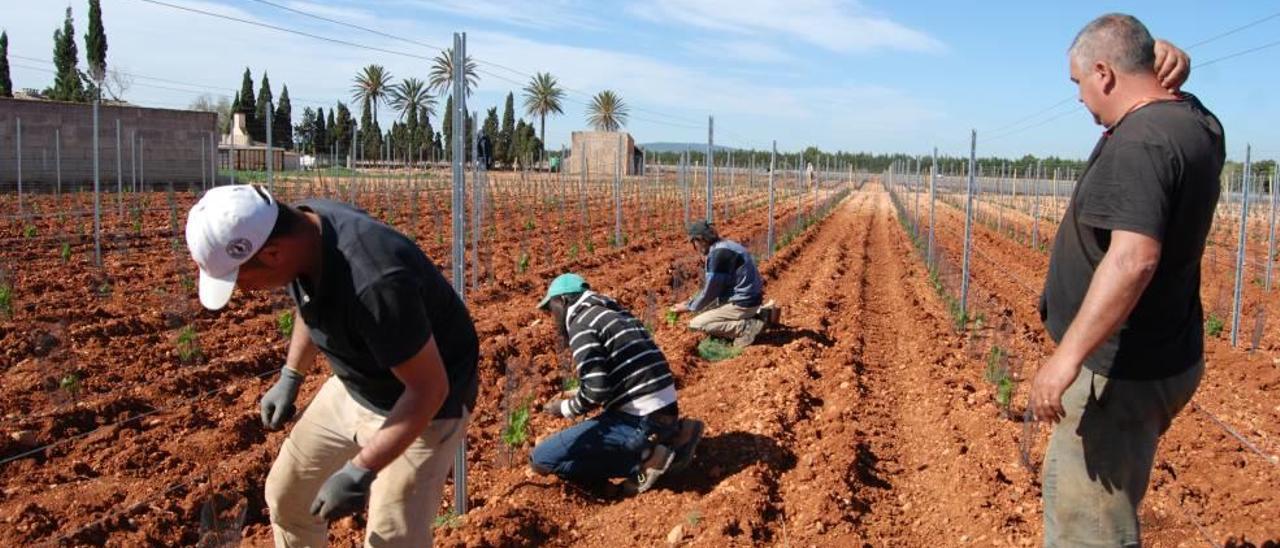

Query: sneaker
[623,444,675,495]
[668,419,705,474]
[734,319,766,348]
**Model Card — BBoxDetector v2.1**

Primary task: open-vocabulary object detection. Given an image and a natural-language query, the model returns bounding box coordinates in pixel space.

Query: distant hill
[640,142,739,154]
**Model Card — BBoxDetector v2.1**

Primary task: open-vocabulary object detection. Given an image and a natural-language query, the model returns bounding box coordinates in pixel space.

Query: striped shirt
[562,292,677,417]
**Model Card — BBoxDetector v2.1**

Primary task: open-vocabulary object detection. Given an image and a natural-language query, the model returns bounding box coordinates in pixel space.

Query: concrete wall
[568,131,637,176]
[0,98,218,190]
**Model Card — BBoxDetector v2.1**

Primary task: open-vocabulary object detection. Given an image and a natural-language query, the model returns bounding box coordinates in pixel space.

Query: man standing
[532,274,704,494]
[671,221,780,348]
[185,185,478,547]
[1030,15,1221,547]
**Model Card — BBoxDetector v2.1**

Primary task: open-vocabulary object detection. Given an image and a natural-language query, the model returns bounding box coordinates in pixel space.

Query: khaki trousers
[1042,360,1203,547]
[689,302,759,339]
[265,376,467,547]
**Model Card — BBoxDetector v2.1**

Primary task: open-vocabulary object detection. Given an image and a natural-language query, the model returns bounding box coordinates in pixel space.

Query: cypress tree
[238,68,256,137]
[84,0,108,90]
[442,95,453,161]
[254,72,273,144]
[275,84,293,150]
[326,109,337,153]
[333,102,353,158]
[314,106,327,154]
[49,7,86,102]
[0,31,12,98]
[498,92,515,167]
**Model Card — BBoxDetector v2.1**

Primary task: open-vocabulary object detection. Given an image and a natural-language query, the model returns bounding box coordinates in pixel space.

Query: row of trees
[5,1,116,102]
[230,69,294,149]
[287,46,632,168]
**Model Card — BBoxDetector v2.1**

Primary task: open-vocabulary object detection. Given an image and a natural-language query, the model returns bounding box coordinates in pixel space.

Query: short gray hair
[1068,13,1155,74]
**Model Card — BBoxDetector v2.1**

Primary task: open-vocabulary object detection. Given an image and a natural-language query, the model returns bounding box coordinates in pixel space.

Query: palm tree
[388,77,435,121]
[428,47,478,98]
[522,72,564,162]
[586,90,628,132]
[351,64,393,124]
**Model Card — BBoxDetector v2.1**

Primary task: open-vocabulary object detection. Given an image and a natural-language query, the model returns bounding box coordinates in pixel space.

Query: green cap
[538,273,589,310]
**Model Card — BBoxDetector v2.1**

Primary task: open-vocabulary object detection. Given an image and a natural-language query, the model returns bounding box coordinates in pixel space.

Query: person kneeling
[531,273,704,493]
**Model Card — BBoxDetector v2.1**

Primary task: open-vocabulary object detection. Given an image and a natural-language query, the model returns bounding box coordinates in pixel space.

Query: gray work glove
[260,367,304,430]
[310,461,376,521]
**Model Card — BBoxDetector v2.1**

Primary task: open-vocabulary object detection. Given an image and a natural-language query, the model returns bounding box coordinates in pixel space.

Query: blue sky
[5,1,1278,161]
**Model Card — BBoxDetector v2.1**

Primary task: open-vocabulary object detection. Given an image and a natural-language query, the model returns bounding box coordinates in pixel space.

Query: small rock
[666,524,685,545]
[960,535,970,543]
[838,381,850,390]
[8,430,36,446]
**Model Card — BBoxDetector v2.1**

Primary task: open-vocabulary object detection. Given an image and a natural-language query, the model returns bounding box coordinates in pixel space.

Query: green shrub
[1205,314,1225,337]
[176,324,203,363]
[500,397,532,448]
[23,225,37,238]
[697,338,741,362]
[517,252,530,273]
[984,345,1007,385]
[59,372,82,397]
[60,242,72,263]
[276,310,295,340]
[561,376,580,392]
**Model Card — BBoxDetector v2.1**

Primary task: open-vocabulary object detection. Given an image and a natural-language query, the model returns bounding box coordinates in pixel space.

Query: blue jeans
[531,405,679,481]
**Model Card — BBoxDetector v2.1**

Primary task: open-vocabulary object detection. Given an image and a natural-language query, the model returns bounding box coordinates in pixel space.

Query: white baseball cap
[185,185,279,310]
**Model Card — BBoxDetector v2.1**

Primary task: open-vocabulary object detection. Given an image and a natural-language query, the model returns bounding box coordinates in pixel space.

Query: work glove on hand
[260,367,304,430]
[310,461,376,521]
[542,399,569,418]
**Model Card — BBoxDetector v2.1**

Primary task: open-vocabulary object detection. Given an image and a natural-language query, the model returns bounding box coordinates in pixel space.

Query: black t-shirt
[1040,95,1224,380]
[289,199,479,417]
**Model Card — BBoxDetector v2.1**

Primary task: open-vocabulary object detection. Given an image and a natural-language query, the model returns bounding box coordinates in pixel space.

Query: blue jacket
[687,239,763,311]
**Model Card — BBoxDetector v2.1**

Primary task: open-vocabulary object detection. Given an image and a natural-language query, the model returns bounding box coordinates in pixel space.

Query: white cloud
[683,38,795,64]
[630,0,945,54]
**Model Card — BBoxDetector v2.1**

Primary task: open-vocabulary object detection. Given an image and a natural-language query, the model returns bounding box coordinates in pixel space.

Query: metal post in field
[928,147,937,269]
[1032,159,1042,250]
[913,157,921,238]
[447,32,469,515]
[470,111,481,291]
[1230,145,1251,347]
[1267,169,1277,292]
[55,128,61,199]
[15,118,22,216]
[92,103,101,266]
[201,134,207,190]
[267,100,274,193]
[961,130,976,319]
[705,116,714,222]
[614,133,623,246]
[115,120,122,210]
[768,141,776,256]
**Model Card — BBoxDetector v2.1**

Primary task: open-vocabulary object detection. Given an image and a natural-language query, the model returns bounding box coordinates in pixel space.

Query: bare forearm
[285,311,320,374]
[353,388,445,472]
[1056,251,1156,363]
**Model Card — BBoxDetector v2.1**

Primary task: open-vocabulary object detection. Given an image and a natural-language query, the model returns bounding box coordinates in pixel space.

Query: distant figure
[531,273,704,494]
[478,134,493,170]
[671,221,780,348]
[1027,16,1217,547]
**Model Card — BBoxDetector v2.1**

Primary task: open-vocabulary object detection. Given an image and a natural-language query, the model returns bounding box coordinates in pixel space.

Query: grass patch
[664,310,679,328]
[59,372,82,398]
[433,512,462,529]
[697,338,741,362]
[60,241,72,261]
[517,252,530,273]
[1205,313,1225,338]
[501,397,533,448]
[23,225,37,238]
[276,310,295,340]
[561,376,580,392]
